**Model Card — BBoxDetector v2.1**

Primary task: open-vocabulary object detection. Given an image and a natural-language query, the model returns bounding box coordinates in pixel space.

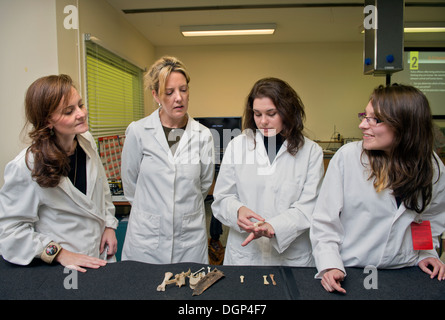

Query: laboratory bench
[0,256,443,301]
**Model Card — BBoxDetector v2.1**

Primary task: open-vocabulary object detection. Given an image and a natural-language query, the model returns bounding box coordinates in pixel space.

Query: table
[0,257,443,301]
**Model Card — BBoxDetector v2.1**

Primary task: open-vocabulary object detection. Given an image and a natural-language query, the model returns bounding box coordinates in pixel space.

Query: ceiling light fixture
[180,24,276,37]
[360,22,445,34]
[404,22,445,33]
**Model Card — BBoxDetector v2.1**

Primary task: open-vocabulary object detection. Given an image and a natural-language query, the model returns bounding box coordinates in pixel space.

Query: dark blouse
[68,141,87,194]
[262,133,285,163]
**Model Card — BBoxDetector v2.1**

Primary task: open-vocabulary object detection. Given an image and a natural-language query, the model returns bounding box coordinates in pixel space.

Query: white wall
[156,42,385,142]
[0,0,59,187]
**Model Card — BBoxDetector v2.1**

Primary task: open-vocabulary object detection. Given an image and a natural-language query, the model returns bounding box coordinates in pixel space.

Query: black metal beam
[122,2,445,14]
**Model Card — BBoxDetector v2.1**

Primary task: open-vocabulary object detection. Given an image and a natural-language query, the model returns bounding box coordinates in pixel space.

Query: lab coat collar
[359,146,408,222]
[143,107,200,160]
[57,133,104,223]
[76,133,98,199]
[143,108,171,156]
[254,130,288,165]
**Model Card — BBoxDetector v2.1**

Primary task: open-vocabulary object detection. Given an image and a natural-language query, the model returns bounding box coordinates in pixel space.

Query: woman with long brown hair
[212,77,324,266]
[310,84,445,294]
[0,74,118,271]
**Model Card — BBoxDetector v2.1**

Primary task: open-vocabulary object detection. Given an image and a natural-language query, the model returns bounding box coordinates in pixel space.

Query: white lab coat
[310,141,445,278]
[120,108,214,264]
[0,132,118,265]
[211,131,324,266]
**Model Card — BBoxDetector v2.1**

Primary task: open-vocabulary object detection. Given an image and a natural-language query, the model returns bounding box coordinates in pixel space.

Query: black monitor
[194,116,242,163]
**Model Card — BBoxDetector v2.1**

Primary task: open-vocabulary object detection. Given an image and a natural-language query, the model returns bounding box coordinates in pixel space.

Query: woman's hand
[418,257,445,281]
[100,227,118,258]
[321,268,347,294]
[55,249,107,273]
[237,206,275,246]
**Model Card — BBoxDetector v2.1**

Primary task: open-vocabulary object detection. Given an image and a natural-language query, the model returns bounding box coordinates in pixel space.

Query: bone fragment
[269,274,276,285]
[189,270,205,289]
[263,275,269,285]
[192,268,225,296]
[240,275,244,283]
[174,269,191,288]
[254,221,265,228]
[157,272,173,291]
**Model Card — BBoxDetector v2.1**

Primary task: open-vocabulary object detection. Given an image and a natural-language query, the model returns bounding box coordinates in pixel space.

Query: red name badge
[411,220,434,250]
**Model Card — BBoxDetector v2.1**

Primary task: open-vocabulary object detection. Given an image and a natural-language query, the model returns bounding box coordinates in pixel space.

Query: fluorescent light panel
[181,24,276,37]
[360,22,445,34]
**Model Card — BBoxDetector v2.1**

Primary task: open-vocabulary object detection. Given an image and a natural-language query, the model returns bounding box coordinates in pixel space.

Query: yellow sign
[410,51,419,70]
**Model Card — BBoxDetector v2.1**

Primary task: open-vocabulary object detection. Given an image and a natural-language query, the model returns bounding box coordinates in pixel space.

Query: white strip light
[181,24,276,37]
[360,22,445,34]
[404,27,445,33]
[404,21,445,33]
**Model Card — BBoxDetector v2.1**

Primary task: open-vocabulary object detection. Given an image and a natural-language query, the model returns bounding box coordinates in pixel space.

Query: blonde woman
[121,56,214,264]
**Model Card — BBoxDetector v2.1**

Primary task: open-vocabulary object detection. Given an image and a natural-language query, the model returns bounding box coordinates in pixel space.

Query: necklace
[73,144,78,185]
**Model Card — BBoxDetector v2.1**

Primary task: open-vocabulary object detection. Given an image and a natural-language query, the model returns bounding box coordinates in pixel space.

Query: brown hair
[363,83,439,213]
[243,77,306,155]
[24,74,74,188]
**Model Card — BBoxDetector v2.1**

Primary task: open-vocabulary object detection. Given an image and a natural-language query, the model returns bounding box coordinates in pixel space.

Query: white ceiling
[105,0,445,47]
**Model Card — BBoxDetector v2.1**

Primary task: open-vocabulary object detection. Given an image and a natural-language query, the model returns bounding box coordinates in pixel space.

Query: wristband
[41,241,62,264]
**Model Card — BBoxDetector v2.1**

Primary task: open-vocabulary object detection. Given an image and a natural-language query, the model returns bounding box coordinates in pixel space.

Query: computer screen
[194,116,242,162]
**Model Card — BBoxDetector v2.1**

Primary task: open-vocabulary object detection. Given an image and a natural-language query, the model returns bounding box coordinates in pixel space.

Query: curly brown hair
[24,74,74,188]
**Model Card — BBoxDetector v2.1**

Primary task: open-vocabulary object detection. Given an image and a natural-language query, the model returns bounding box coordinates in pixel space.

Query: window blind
[85,40,144,140]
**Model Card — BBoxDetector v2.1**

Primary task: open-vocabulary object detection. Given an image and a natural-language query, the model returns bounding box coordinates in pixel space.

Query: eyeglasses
[358,112,383,126]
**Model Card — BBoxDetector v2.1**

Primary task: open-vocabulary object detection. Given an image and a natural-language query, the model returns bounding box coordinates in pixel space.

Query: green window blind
[85,40,144,141]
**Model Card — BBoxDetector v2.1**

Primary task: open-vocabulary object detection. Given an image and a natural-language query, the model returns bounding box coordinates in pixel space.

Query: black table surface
[1,256,444,301]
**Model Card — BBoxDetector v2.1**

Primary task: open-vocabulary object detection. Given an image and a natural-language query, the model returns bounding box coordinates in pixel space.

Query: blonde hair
[144,56,190,97]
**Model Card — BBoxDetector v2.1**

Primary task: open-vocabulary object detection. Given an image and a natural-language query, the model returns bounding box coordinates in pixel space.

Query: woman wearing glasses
[310,84,445,293]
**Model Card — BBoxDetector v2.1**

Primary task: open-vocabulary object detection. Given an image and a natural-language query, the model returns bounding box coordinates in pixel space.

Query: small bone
[240,275,244,283]
[189,272,205,289]
[191,267,205,276]
[254,221,265,228]
[174,269,191,288]
[157,272,173,291]
[269,274,276,286]
[263,275,269,285]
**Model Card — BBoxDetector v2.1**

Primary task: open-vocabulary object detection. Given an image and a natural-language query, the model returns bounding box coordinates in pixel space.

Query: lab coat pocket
[130,208,161,250]
[180,209,206,248]
[276,181,303,213]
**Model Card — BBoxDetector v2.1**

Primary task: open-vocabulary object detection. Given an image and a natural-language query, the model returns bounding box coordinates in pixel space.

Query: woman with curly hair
[0,74,118,272]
